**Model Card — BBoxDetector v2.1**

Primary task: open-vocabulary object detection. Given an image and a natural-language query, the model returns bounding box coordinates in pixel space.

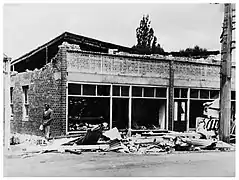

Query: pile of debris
[10,133,47,146]
[8,122,235,158]
[103,127,220,154]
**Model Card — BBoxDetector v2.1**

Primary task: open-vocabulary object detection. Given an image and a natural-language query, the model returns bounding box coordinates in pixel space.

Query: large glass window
[68,83,167,132]
[132,99,166,130]
[68,97,110,131]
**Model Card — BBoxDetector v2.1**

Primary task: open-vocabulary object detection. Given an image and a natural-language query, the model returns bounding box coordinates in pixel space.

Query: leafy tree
[178,45,208,58]
[133,14,164,54]
[151,36,164,54]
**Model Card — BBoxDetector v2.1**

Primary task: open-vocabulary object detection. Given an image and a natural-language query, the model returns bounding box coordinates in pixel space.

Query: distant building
[9,32,236,137]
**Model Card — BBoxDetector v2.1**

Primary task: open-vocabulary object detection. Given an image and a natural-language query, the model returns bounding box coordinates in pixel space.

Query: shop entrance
[112,98,129,130]
[173,100,187,132]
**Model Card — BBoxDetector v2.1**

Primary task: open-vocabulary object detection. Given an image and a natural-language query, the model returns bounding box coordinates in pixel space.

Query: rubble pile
[10,133,47,146]
[8,123,235,158]
[102,128,220,154]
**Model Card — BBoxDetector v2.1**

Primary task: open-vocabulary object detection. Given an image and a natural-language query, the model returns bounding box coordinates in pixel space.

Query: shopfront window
[68,97,110,131]
[68,83,167,132]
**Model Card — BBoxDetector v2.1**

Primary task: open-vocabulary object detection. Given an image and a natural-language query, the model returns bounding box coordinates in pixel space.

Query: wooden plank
[24,144,109,154]
[56,144,109,151]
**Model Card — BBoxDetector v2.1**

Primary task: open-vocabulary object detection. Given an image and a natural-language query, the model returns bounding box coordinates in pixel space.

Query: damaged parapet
[108,49,118,54]
[58,41,224,65]
[59,42,81,51]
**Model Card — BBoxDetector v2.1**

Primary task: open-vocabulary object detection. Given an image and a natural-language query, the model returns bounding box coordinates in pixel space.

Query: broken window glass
[68,97,110,131]
[132,99,166,130]
[210,90,219,99]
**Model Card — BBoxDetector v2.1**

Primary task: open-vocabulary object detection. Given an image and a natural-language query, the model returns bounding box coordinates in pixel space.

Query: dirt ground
[4,151,235,177]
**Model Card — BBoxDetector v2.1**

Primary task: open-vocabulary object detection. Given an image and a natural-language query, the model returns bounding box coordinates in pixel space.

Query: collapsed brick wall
[10,47,67,137]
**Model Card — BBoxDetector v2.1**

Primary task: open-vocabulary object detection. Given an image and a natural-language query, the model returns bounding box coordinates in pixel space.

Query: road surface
[4,151,235,177]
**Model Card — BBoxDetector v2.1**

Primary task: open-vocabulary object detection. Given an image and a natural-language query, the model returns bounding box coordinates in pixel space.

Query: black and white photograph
[2,0,237,177]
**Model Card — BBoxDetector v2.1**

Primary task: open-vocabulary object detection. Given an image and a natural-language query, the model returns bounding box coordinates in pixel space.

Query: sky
[3,3,225,59]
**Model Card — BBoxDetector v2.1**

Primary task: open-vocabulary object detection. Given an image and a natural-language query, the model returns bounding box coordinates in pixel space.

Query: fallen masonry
[7,124,235,158]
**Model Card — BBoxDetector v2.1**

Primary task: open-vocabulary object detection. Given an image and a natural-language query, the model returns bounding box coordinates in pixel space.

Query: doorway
[112,98,129,130]
[173,100,187,132]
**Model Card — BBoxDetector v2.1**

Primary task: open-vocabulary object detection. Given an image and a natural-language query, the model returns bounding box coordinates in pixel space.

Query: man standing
[43,104,53,140]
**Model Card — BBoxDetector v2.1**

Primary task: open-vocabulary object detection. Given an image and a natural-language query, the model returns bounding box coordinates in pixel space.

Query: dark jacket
[43,108,53,126]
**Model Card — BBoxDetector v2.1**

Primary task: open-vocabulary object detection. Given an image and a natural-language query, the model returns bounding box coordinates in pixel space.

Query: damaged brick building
[10,32,236,137]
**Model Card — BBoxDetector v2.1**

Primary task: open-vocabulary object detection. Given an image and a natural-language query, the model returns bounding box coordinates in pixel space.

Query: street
[4,151,235,177]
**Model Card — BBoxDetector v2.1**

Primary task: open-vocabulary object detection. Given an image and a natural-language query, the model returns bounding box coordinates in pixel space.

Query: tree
[151,36,164,54]
[133,14,164,54]
[176,45,209,58]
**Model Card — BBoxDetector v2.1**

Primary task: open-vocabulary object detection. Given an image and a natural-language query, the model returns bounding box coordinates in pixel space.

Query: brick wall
[67,51,170,79]
[66,50,236,90]
[10,46,67,137]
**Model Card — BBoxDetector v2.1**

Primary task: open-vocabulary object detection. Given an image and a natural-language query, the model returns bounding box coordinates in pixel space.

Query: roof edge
[11,32,67,64]
[11,31,134,65]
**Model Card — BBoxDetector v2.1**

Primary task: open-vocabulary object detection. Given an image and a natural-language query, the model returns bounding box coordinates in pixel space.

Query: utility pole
[3,55,11,151]
[219,3,235,143]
